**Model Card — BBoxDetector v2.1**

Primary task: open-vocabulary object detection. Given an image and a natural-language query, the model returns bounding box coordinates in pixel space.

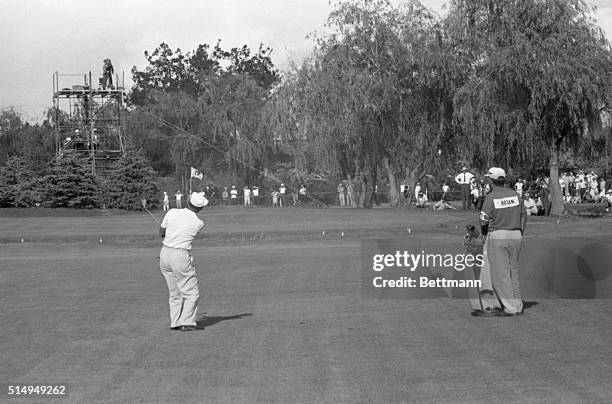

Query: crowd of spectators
[468,169,611,216]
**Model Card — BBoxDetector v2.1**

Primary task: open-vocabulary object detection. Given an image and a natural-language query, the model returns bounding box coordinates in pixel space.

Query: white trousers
[486,230,523,314]
[159,246,200,327]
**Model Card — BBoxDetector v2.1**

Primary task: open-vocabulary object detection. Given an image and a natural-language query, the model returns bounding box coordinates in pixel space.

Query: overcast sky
[1,0,611,122]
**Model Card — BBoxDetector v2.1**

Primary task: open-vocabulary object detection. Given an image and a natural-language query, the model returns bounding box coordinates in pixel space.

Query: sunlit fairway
[1,207,612,403]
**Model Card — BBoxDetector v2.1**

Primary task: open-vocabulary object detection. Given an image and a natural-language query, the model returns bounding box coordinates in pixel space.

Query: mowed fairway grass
[1,206,612,403]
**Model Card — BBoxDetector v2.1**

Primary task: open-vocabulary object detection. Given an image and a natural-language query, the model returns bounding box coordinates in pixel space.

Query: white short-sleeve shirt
[161,208,204,250]
[455,172,474,185]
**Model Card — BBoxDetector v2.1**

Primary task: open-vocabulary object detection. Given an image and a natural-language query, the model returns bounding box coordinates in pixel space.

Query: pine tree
[101,150,159,210]
[0,156,37,207]
[39,155,101,208]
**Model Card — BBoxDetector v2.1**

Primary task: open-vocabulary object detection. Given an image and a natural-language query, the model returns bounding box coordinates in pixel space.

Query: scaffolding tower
[52,70,126,175]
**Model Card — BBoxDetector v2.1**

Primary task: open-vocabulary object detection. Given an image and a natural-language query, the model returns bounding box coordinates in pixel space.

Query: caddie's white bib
[493,195,519,209]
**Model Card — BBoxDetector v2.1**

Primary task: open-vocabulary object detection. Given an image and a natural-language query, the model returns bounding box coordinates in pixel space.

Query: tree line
[1,0,611,214]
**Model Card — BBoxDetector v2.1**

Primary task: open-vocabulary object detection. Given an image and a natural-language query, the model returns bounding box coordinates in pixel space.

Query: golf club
[141,199,160,224]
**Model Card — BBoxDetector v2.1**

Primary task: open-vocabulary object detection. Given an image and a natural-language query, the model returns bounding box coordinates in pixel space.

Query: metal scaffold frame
[52,70,126,175]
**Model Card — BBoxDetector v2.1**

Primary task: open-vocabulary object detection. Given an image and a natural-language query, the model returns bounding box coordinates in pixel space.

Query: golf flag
[190,167,203,180]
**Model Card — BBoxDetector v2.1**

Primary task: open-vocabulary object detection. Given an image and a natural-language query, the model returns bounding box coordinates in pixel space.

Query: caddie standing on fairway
[479,167,527,316]
[159,192,208,331]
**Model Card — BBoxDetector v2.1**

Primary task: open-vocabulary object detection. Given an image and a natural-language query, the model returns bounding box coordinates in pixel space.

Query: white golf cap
[485,167,506,180]
[189,192,209,208]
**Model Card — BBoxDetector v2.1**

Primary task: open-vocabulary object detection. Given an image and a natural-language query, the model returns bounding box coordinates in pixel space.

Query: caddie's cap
[190,192,209,208]
[462,166,468,171]
[485,167,506,180]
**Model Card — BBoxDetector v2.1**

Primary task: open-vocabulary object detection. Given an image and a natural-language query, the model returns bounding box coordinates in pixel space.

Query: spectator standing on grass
[272,190,279,207]
[292,190,299,206]
[222,187,229,205]
[175,190,183,209]
[455,167,474,210]
[567,172,575,201]
[338,182,346,206]
[470,178,481,210]
[477,167,526,317]
[559,172,567,198]
[252,186,259,206]
[158,192,208,331]
[414,182,422,198]
[401,183,410,202]
[588,171,598,194]
[600,177,606,194]
[347,181,355,207]
[299,185,307,204]
[538,177,551,215]
[591,176,599,198]
[279,183,287,207]
[535,193,545,215]
[230,185,238,205]
[514,178,524,198]
[243,186,251,207]
[576,171,586,201]
[163,192,170,211]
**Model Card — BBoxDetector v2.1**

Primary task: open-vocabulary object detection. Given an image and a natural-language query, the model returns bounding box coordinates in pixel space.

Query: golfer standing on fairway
[159,192,208,331]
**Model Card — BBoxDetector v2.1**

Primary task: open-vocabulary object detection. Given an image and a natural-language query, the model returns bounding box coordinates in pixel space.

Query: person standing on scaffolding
[102,58,114,89]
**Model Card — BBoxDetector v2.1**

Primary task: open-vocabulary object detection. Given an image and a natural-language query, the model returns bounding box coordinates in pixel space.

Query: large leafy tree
[447,0,612,214]
[129,41,279,186]
[268,0,460,207]
[0,108,55,169]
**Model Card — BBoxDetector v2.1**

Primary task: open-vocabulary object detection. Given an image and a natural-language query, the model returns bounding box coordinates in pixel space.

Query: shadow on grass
[523,301,539,310]
[196,313,253,329]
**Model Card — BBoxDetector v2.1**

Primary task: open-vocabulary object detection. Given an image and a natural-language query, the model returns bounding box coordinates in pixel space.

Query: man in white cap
[158,192,208,331]
[455,167,474,210]
[476,167,526,317]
